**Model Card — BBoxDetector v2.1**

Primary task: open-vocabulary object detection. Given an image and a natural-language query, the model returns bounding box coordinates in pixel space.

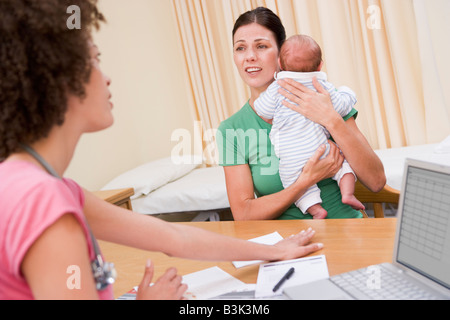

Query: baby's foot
[341,194,365,210]
[308,204,328,219]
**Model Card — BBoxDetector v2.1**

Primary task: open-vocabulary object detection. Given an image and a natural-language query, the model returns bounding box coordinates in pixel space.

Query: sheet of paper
[232,232,284,268]
[181,266,247,300]
[254,255,329,298]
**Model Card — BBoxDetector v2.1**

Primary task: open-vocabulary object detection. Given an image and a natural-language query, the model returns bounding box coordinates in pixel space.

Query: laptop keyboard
[330,265,439,300]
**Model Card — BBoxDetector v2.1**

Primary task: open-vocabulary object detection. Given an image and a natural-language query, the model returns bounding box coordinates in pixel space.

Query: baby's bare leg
[339,173,365,210]
[307,203,328,219]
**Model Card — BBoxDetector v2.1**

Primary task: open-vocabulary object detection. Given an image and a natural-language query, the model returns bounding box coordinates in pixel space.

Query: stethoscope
[21,144,116,291]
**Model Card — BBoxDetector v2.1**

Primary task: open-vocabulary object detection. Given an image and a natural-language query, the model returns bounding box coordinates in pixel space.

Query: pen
[272,267,295,292]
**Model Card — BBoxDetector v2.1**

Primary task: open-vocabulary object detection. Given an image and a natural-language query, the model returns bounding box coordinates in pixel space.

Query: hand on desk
[274,227,323,261]
[136,259,188,300]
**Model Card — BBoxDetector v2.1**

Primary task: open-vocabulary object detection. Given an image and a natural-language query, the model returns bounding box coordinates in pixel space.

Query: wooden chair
[354,180,400,218]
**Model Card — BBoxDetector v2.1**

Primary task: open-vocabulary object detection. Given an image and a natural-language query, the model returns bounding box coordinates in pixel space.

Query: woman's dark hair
[0,0,105,159]
[232,7,286,50]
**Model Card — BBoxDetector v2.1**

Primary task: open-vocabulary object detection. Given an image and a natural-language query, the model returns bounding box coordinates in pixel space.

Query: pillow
[101,156,201,199]
[434,135,450,154]
[131,166,229,214]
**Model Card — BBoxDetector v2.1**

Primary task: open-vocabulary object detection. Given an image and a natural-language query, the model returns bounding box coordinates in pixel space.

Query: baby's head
[279,35,322,72]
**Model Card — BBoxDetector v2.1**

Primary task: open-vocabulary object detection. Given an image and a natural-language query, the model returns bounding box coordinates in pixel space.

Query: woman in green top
[217,7,386,220]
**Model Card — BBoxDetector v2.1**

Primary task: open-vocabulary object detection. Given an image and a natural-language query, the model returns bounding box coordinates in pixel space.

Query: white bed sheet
[131,166,229,215]
[120,136,450,216]
[375,138,450,190]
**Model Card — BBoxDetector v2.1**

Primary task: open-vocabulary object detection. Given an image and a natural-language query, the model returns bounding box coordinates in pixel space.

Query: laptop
[284,159,450,300]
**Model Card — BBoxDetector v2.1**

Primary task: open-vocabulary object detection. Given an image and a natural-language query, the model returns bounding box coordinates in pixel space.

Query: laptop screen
[396,164,450,289]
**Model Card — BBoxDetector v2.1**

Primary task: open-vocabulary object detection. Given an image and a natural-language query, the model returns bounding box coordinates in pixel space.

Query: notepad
[182,266,247,300]
[232,232,284,268]
[255,255,329,298]
[128,266,246,300]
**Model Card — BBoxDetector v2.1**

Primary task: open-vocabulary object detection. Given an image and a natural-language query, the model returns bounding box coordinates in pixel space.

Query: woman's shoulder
[0,161,84,222]
[219,103,250,129]
[219,101,270,133]
[0,161,81,194]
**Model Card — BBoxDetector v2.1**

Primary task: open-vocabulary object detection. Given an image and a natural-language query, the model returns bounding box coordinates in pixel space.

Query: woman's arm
[22,212,188,300]
[224,143,344,221]
[83,190,322,262]
[327,117,386,191]
[21,214,99,300]
[278,77,386,192]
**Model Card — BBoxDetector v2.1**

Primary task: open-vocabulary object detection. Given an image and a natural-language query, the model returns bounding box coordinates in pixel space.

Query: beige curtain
[171,0,450,164]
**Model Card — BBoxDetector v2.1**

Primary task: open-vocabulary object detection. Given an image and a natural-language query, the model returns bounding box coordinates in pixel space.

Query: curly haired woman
[0,0,322,300]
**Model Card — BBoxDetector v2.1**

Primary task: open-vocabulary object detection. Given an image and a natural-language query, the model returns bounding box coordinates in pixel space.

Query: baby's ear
[278,57,283,71]
[317,60,323,71]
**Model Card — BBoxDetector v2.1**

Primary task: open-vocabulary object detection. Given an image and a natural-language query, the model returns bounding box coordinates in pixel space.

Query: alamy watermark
[66,5,81,30]
[366,265,382,290]
[66,265,82,290]
[66,3,381,31]
[64,1,381,167]
[367,4,382,30]
[170,121,280,175]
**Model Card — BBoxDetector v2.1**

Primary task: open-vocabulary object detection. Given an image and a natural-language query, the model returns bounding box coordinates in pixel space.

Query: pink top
[0,161,114,300]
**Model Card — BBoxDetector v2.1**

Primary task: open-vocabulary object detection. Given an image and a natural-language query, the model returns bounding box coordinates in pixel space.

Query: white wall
[66,0,194,191]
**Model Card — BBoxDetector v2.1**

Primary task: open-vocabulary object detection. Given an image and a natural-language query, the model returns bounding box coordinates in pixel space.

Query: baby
[254,35,364,219]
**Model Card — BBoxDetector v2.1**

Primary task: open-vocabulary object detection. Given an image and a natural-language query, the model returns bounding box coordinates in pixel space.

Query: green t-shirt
[217,101,363,220]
